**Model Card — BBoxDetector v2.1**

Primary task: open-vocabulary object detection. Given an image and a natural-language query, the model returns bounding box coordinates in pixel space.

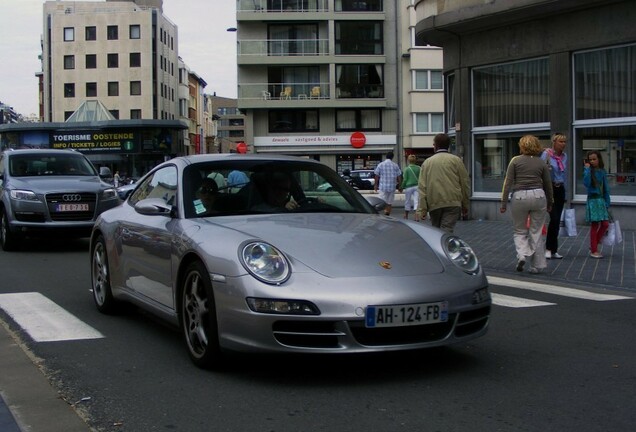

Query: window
[129,165,177,207]
[335,0,383,12]
[473,58,549,127]
[446,73,456,131]
[229,130,245,138]
[414,70,443,90]
[130,81,141,96]
[335,22,383,55]
[130,109,142,119]
[64,27,74,41]
[108,81,119,96]
[129,52,141,67]
[64,111,74,121]
[64,55,75,70]
[109,110,119,119]
[473,132,550,194]
[336,64,384,98]
[336,109,381,131]
[268,110,318,132]
[64,83,75,98]
[267,66,321,99]
[85,54,97,69]
[86,82,97,97]
[268,24,319,56]
[414,113,444,134]
[107,53,119,68]
[85,26,96,41]
[107,25,118,40]
[573,44,636,202]
[129,24,141,39]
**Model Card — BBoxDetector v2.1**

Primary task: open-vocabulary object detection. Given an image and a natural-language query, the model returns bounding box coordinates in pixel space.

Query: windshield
[182,160,376,218]
[10,154,97,177]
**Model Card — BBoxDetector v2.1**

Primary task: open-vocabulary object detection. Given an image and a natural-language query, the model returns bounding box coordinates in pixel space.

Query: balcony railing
[237,0,329,12]
[238,39,329,56]
[239,83,330,100]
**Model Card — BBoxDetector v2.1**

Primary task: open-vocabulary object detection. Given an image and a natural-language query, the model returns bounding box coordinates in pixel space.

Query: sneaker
[552,252,564,259]
[589,252,603,259]
[516,258,526,272]
[528,267,540,274]
[545,251,552,259]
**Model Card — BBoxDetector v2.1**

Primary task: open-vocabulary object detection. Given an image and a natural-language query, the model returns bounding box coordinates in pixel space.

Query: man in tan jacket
[418,133,470,233]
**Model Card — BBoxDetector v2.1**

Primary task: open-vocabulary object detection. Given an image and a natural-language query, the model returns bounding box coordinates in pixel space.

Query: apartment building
[207,94,247,154]
[415,0,636,228]
[41,0,179,122]
[236,0,401,173]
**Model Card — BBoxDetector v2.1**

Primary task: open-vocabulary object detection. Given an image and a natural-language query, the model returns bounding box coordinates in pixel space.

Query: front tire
[0,208,20,251]
[181,261,223,369]
[91,235,119,313]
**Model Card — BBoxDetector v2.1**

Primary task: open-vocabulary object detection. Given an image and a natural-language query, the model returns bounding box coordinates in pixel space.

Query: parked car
[90,154,490,369]
[116,180,137,200]
[0,149,120,251]
[349,169,376,190]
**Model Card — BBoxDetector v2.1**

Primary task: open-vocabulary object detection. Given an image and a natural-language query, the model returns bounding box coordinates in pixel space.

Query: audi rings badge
[62,194,82,202]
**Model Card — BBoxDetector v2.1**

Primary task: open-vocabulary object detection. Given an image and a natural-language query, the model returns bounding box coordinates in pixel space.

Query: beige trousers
[511,189,548,269]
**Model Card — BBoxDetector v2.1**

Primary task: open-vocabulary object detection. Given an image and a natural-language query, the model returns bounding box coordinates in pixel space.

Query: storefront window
[473,132,550,194]
[574,125,636,200]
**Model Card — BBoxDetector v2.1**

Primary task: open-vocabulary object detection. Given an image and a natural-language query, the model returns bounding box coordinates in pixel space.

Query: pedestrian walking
[583,150,611,259]
[417,133,470,233]
[500,135,553,274]
[374,151,402,216]
[542,132,568,259]
[113,170,121,187]
[401,154,421,221]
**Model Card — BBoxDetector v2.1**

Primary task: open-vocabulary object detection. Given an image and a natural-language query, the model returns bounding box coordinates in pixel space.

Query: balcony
[237,0,329,13]
[238,39,330,59]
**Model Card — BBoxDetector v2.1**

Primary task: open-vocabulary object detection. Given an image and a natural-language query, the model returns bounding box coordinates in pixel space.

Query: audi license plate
[55,203,89,212]
[365,301,448,328]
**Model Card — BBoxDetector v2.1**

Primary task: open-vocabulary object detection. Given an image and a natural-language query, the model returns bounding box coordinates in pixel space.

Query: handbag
[602,218,622,246]
[559,208,577,237]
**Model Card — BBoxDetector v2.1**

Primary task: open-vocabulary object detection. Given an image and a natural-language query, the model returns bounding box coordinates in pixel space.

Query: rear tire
[91,235,119,313]
[181,261,224,369]
[0,208,20,251]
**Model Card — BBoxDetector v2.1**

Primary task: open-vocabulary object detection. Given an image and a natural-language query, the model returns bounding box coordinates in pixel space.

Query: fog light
[246,298,320,315]
[472,287,490,304]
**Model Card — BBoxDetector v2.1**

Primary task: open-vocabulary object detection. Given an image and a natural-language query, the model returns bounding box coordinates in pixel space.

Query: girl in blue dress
[583,151,611,258]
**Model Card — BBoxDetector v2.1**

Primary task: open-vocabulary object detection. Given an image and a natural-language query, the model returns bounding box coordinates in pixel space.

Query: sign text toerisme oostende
[51,132,134,151]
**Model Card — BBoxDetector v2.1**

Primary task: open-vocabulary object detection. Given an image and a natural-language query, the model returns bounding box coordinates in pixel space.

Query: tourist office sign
[50,131,137,153]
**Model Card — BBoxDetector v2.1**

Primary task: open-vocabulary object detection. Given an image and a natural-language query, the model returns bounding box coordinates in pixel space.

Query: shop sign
[350,132,366,148]
[50,131,138,153]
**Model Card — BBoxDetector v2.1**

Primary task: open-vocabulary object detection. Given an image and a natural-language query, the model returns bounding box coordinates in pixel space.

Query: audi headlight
[241,242,290,285]
[10,189,39,201]
[443,236,479,274]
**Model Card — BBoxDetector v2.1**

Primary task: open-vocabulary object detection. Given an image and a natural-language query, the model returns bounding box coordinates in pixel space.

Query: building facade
[42,0,179,122]
[236,0,400,173]
[208,94,247,154]
[415,0,636,228]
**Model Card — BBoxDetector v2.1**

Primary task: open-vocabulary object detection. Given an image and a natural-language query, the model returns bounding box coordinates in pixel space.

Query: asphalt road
[1,234,635,432]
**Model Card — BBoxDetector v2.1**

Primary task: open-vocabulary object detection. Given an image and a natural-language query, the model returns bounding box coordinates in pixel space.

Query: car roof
[3,148,84,157]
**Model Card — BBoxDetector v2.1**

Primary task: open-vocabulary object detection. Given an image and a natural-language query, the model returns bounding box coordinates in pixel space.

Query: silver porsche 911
[90,154,490,369]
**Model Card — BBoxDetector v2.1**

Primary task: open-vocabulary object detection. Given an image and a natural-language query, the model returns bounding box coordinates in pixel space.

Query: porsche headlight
[443,236,479,274]
[241,242,290,284]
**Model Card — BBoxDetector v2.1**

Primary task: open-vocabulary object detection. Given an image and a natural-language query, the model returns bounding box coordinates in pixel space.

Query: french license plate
[365,301,448,328]
[55,203,89,212]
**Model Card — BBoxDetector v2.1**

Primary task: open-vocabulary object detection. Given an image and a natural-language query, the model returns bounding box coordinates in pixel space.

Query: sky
[0,0,238,117]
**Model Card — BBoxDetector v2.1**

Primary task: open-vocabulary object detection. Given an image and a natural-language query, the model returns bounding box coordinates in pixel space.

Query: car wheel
[91,235,119,313]
[0,208,20,251]
[181,261,223,369]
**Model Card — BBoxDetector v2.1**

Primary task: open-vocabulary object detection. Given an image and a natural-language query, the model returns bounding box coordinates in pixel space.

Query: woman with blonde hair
[500,135,554,273]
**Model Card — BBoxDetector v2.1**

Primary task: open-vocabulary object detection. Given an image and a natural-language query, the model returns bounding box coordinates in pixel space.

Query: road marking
[0,292,103,342]
[487,276,633,301]
[491,293,555,308]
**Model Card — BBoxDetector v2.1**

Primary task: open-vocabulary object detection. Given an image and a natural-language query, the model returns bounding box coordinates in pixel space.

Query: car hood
[204,213,445,278]
[10,176,111,193]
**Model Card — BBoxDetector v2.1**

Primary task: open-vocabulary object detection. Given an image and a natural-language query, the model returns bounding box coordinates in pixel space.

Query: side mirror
[134,198,174,216]
[364,196,387,212]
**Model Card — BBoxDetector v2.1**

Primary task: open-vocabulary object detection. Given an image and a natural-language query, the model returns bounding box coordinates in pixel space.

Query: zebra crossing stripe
[487,276,633,301]
[0,292,104,342]
[491,293,555,308]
